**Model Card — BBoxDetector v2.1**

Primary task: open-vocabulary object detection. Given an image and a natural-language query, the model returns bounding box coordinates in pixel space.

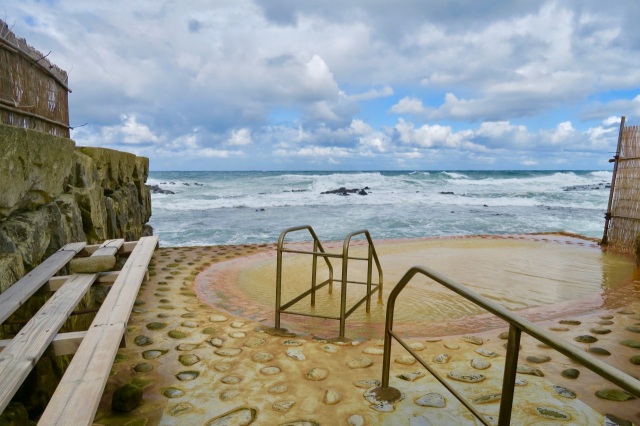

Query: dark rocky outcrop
[148,184,175,195]
[321,187,370,196]
[562,183,610,191]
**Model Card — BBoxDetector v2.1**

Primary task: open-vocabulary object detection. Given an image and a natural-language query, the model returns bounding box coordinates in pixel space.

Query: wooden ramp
[0,236,158,424]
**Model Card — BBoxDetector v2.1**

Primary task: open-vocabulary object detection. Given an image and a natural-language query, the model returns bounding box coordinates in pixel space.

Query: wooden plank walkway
[0,242,86,324]
[0,239,124,413]
[39,236,158,425]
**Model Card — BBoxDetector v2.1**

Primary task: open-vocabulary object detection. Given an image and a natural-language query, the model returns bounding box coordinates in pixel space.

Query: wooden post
[602,116,626,245]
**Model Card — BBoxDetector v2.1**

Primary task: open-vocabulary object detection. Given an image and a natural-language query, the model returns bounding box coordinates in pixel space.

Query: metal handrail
[371,266,640,426]
[275,225,383,339]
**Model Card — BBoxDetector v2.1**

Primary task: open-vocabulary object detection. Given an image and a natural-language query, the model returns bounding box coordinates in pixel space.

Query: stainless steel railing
[275,225,383,339]
[369,266,640,426]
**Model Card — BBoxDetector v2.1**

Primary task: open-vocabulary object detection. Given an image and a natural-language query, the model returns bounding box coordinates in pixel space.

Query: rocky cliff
[0,124,152,293]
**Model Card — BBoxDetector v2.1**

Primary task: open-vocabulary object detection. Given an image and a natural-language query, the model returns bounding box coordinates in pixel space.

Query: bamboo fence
[0,19,70,138]
[603,120,640,252]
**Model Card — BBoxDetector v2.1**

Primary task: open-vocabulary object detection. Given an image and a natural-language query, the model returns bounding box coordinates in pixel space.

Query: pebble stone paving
[93,241,640,425]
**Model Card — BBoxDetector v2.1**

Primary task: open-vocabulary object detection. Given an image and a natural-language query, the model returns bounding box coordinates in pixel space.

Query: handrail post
[275,228,287,330]
[311,239,318,307]
[339,234,350,339]
[498,324,522,426]
[366,244,373,312]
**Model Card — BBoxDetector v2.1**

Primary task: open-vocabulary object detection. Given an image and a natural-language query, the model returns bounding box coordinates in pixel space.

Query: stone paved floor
[93,241,640,425]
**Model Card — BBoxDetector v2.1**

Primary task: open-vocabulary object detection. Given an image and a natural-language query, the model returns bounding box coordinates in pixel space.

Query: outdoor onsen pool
[195,235,636,338]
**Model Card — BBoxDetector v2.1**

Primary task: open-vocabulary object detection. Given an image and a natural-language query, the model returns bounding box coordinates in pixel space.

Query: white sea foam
[147,170,611,246]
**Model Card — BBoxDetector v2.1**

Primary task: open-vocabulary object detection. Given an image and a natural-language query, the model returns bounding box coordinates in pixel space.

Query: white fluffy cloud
[5,0,640,170]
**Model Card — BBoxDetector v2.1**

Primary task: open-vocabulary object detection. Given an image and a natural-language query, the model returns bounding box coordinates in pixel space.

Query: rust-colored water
[199,236,635,337]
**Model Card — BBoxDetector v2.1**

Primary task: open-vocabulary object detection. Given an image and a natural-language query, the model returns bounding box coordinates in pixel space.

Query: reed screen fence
[603,120,640,252]
[0,19,70,138]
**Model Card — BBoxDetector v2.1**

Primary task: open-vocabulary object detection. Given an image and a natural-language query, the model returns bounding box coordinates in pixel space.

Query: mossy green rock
[561,368,580,379]
[146,322,167,330]
[595,389,636,401]
[620,339,640,348]
[112,383,143,412]
[630,355,640,365]
[574,335,597,343]
[168,330,189,339]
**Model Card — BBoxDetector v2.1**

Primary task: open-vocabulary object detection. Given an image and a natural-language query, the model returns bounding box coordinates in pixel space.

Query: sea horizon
[148,169,612,247]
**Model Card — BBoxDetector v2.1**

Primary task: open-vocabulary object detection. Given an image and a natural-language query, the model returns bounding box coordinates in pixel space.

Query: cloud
[227,128,252,146]
[389,97,427,115]
[6,0,640,170]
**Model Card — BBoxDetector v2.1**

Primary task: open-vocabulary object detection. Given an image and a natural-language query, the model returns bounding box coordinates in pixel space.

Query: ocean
[147,170,612,247]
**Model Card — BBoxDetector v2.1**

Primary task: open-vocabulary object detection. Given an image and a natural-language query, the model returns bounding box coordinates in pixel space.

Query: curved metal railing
[275,225,383,339]
[371,266,640,426]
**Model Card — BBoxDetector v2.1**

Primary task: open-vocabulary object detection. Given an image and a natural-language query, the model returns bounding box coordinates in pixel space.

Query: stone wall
[0,123,152,293]
[0,124,153,420]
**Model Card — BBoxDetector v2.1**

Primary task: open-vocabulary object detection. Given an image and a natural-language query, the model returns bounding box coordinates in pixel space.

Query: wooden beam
[0,331,87,357]
[40,236,158,425]
[46,271,120,292]
[0,273,99,413]
[82,240,138,256]
[90,239,124,257]
[0,242,86,324]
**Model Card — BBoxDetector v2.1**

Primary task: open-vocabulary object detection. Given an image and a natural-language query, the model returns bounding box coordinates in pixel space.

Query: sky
[4,1,640,171]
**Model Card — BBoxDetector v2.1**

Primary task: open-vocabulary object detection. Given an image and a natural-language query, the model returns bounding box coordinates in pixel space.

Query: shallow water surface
[205,236,635,337]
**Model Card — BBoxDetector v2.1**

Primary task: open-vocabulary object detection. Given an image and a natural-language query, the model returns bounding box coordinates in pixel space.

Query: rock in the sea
[112,383,143,413]
[148,184,175,194]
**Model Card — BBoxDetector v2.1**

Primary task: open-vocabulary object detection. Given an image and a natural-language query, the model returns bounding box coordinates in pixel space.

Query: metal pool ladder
[275,225,383,339]
[369,266,640,426]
